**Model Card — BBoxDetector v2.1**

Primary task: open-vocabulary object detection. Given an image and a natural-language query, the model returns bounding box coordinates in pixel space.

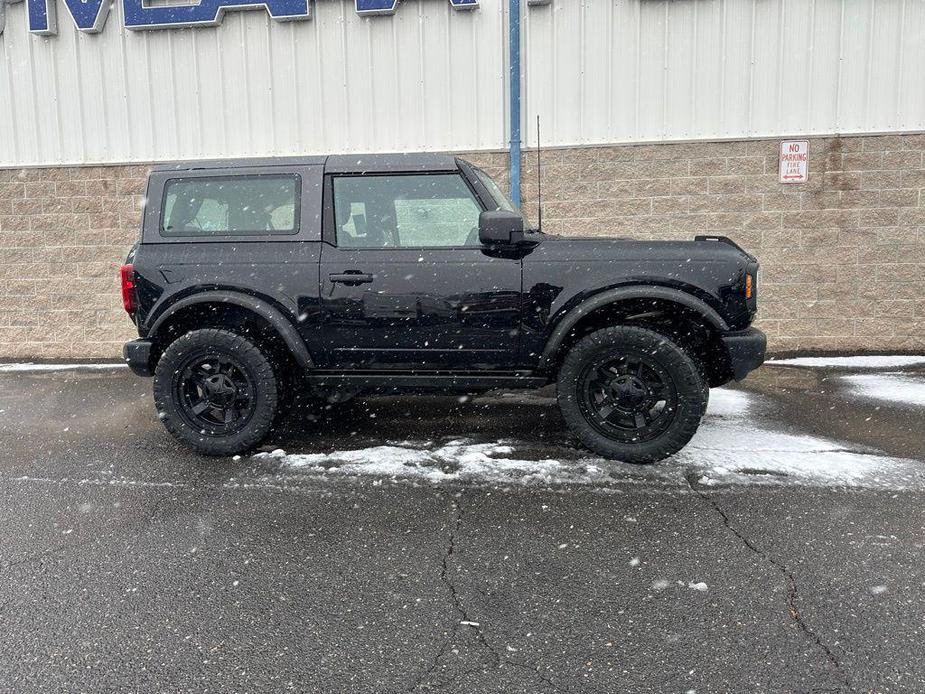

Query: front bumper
[721,327,767,381]
[123,339,155,377]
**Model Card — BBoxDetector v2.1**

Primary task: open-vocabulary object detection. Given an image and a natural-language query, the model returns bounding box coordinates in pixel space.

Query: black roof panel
[325,152,459,174]
[150,152,461,174]
[151,156,326,172]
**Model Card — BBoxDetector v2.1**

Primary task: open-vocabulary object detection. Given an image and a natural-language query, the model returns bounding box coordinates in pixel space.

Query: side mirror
[479,210,525,245]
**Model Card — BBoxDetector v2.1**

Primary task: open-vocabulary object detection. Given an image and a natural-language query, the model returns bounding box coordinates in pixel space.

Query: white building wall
[0,0,508,165]
[523,0,925,148]
[1,0,923,166]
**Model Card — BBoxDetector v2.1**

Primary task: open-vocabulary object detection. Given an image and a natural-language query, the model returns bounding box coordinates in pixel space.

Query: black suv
[121,154,765,463]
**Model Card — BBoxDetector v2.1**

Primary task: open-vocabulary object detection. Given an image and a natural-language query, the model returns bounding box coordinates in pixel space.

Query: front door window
[332,173,482,248]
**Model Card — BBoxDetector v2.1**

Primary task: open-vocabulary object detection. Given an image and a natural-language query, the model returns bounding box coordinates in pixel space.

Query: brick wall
[1,134,923,359]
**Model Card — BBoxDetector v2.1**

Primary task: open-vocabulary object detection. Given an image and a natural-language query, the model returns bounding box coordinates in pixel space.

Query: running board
[305,371,549,393]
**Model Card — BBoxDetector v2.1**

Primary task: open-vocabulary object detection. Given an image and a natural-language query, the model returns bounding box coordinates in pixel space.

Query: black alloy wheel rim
[175,354,257,435]
[577,350,679,443]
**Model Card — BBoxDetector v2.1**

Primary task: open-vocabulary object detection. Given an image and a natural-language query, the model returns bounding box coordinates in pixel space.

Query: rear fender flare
[147,291,314,369]
[538,286,728,370]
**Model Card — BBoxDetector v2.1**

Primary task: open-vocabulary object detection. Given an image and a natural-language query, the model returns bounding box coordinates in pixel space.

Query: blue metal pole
[508,0,521,208]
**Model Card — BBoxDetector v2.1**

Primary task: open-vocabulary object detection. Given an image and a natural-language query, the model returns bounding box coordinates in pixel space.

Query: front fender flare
[147,291,314,369]
[537,286,729,370]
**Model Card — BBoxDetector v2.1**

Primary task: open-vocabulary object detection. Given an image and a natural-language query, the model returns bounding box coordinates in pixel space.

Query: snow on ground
[672,389,924,489]
[767,355,925,368]
[0,362,127,372]
[841,373,925,408]
[256,440,610,486]
[260,386,925,491]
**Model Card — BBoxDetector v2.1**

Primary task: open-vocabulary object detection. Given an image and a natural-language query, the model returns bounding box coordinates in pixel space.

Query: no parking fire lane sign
[779,140,809,184]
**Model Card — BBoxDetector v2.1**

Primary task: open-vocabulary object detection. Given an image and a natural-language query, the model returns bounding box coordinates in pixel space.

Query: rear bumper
[123,339,155,377]
[721,327,767,381]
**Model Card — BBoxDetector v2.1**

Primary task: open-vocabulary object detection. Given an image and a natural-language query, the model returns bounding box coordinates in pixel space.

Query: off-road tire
[557,325,706,464]
[154,329,279,456]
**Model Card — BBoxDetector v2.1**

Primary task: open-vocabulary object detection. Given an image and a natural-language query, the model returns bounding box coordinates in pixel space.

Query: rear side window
[160,175,300,236]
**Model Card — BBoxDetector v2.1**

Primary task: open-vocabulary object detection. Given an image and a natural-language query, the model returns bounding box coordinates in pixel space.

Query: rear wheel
[556,326,706,463]
[154,329,278,456]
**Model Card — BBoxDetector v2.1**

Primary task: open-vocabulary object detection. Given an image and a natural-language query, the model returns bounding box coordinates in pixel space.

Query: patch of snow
[652,579,671,591]
[256,440,610,487]
[258,386,925,492]
[768,355,925,369]
[704,388,752,418]
[687,582,709,592]
[0,362,127,373]
[870,585,888,595]
[841,373,925,408]
[672,388,925,490]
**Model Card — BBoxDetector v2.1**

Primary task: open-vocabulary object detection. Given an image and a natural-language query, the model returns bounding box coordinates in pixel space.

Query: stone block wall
[0,166,147,358]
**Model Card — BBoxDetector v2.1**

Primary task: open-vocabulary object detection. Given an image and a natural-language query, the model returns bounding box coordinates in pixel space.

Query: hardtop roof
[150,152,462,174]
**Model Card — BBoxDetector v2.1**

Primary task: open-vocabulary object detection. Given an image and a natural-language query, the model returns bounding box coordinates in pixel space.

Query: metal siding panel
[0,0,505,165]
[866,0,904,130]
[665,0,696,139]
[750,0,780,135]
[635,1,668,141]
[838,0,872,132]
[898,0,925,131]
[1,0,923,165]
[691,0,724,139]
[522,0,925,147]
[776,0,814,135]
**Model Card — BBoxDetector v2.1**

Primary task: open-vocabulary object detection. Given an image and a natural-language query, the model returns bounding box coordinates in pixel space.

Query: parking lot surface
[0,359,923,693]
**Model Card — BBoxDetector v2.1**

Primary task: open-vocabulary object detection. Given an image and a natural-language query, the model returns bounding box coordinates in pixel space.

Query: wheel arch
[538,286,732,385]
[146,291,314,370]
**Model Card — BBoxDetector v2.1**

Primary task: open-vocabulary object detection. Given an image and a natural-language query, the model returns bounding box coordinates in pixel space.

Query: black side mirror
[479,210,525,245]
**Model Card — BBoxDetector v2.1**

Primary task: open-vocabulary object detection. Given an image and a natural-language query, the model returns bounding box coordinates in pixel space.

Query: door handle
[329,271,374,286]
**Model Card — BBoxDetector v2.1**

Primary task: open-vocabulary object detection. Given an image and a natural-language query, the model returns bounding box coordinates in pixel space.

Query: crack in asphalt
[685,473,851,690]
[406,492,569,693]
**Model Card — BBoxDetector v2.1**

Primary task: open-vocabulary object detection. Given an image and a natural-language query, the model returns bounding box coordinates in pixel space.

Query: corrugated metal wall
[523,0,925,147]
[1,0,923,166]
[0,0,508,165]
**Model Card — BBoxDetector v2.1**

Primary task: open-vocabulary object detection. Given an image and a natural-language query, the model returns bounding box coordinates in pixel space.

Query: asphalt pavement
[0,361,923,693]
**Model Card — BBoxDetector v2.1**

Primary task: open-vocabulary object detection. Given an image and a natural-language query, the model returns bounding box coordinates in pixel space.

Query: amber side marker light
[745,273,753,300]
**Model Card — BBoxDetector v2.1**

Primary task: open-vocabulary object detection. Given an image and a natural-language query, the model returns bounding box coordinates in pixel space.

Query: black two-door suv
[121,154,765,463]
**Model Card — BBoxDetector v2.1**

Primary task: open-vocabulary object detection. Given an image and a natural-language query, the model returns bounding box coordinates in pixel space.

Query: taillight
[120,263,136,313]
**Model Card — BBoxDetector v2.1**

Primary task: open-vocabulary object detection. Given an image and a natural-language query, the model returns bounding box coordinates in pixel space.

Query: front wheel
[153,329,279,456]
[557,326,706,464]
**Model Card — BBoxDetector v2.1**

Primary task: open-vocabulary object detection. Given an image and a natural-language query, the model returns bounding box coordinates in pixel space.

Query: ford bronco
[121,154,765,463]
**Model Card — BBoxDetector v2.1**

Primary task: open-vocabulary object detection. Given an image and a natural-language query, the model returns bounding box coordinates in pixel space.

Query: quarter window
[161,175,300,236]
[333,174,482,248]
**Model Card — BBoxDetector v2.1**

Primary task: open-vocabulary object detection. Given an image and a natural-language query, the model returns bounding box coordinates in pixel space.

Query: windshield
[473,167,531,226]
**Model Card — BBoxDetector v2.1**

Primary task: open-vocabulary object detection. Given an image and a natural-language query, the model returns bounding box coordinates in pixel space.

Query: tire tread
[556,325,706,464]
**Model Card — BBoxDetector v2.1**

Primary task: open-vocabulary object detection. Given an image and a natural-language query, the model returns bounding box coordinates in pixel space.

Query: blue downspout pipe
[508,0,521,208]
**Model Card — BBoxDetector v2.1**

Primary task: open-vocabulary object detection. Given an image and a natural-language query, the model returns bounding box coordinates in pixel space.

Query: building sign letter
[122,0,310,30]
[0,0,499,34]
[355,0,477,15]
[26,0,110,35]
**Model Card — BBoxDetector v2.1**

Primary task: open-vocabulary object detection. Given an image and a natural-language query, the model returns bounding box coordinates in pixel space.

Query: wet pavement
[0,361,923,693]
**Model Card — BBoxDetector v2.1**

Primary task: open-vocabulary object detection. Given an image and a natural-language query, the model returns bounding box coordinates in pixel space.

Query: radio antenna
[536,114,543,232]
